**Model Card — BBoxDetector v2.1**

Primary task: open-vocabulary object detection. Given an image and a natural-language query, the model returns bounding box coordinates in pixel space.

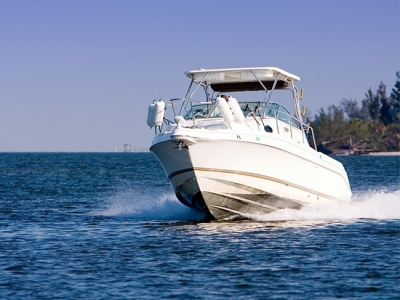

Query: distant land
[308,74,400,155]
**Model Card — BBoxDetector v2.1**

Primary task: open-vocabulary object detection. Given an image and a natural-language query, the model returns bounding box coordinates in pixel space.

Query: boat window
[182,101,300,128]
[183,104,220,120]
[239,102,262,115]
[261,102,301,128]
[209,106,221,118]
[264,103,279,117]
[277,106,291,123]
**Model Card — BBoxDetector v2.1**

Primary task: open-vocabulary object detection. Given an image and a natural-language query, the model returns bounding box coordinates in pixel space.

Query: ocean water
[0,153,399,299]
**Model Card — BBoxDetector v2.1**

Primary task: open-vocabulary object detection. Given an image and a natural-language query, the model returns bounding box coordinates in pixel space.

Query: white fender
[147,102,156,128]
[154,100,165,126]
[228,97,245,123]
[217,96,234,126]
[147,100,165,128]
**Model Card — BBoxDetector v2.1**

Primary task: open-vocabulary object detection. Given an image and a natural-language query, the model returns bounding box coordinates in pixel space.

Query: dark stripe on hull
[168,168,195,180]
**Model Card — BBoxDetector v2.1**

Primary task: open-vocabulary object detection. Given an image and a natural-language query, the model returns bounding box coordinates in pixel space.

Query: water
[0,153,399,299]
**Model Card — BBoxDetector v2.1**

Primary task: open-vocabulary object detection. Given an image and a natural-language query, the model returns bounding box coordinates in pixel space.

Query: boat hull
[150,135,352,220]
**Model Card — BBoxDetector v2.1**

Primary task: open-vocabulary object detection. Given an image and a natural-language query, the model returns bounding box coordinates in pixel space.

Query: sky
[0,0,398,152]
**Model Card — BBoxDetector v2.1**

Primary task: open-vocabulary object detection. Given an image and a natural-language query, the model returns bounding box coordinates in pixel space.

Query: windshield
[183,103,220,120]
[183,101,300,128]
[260,102,300,128]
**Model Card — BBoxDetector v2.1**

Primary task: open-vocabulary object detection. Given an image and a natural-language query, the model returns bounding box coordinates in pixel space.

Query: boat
[147,67,352,220]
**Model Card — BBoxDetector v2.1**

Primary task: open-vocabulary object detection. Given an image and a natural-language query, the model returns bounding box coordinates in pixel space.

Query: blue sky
[0,0,398,152]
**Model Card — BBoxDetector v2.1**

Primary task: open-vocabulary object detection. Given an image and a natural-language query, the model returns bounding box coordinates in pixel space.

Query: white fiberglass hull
[150,129,352,220]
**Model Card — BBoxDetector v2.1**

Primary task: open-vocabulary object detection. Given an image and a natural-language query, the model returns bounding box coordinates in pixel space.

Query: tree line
[307,72,400,154]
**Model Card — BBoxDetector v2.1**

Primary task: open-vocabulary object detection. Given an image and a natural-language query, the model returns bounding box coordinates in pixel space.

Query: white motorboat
[147,67,352,220]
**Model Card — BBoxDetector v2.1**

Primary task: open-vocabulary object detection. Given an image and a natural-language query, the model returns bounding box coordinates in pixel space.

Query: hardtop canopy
[185,67,300,93]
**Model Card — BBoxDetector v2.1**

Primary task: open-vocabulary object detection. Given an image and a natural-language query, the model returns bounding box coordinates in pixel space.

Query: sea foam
[248,189,400,222]
[91,189,205,221]
[92,189,400,222]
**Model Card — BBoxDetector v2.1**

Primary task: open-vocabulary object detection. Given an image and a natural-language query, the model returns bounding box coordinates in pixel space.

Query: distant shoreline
[365,152,400,156]
[330,150,400,157]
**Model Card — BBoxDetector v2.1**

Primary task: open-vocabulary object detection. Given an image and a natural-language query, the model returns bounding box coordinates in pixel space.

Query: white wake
[91,189,205,221]
[91,189,400,222]
[248,189,400,222]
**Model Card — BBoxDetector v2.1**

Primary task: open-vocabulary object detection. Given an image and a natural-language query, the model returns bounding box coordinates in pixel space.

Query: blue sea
[0,153,399,299]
